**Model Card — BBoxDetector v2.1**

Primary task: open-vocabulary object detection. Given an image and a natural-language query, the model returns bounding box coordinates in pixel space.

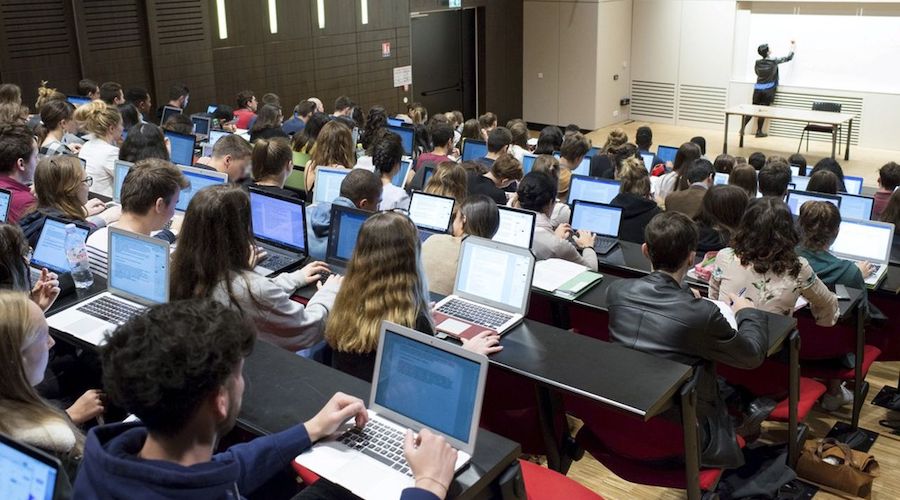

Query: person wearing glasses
[18,156,120,247]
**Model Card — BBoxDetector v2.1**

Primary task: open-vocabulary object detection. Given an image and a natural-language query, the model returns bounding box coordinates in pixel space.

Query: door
[410,9,477,118]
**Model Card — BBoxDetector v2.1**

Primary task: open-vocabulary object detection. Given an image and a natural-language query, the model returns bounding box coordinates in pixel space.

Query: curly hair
[372,131,404,176]
[101,299,255,436]
[798,201,840,251]
[732,197,801,277]
[360,105,387,152]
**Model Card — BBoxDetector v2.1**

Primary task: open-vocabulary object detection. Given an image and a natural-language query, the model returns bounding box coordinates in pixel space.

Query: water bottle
[64,223,94,289]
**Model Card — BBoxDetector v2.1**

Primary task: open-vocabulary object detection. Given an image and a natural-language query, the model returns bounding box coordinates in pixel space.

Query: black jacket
[610,192,661,244]
[696,222,730,253]
[755,52,794,86]
[607,272,769,468]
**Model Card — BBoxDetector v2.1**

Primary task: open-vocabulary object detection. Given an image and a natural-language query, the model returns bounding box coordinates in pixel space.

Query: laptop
[191,114,212,140]
[584,146,602,159]
[714,172,729,186]
[112,160,134,204]
[789,164,802,177]
[0,187,10,223]
[522,154,537,175]
[570,200,622,255]
[0,432,61,500]
[46,228,170,346]
[568,175,620,205]
[433,236,535,339]
[656,145,678,164]
[572,156,591,176]
[175,166,229,212]
[640,153,654,172]
[791,174,811,192]
[325,204,372,274]
[830,219,895,288]
[493,206,536,249]
[422,165,436,187]
[295,321,487,500]
[164,130,196,166]
[838,193,874,221]
[387,117,404,127]
[29,216,90,293]
[387,124,415,156]
[785,190,841,217]
[160,105,182,125]
[66,95,91,107]
[462,139,488,162]
[313,167,350,205]
[408,191,455,242]
[207,104,218,114]
[843,175,864,195]
[391,157,413,188]
[249,188,308,277]
[208,129,231,147]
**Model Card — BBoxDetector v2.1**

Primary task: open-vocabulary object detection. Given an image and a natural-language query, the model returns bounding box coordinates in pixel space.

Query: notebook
[324,204,372,274]
[295,321,487,500]
[46,228,170,345]
[522,154,537,175]
[175,166,229,212]
[249,188,308,277]
[785,190,841,217]
[838,193,874,221]
[313,167,350,205]
[408,191,455,242]
[164,130,196,166]
[112,160,134,203]
[656,145,678,164]
[830,219,895,289]
[387,124,415,156]
[433,236,535,338]
[0,432,60,500]
[569,200,622,255]
[0,187,10,223]
[493,206,536,249]
[160,105,182,126]
[461,139,487,162]
[567,175,620,205]
[843,175,864,195]
[29,217,90,293]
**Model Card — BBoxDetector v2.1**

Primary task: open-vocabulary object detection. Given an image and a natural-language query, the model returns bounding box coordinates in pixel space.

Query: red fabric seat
[801,345,881,380]
[526,292,555,325]
[716,359,825,423]
[568,305,610,342]
[768,377,827,421]
[519,459,604,499]
[291,460,321,485]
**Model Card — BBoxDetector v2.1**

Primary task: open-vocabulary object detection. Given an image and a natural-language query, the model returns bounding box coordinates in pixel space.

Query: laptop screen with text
[408,192,454,233]
[455,240,531,310]
[250,191,306,252]
[786,190,840,217]
[462,140,488,162]
[176,168,228,212]
[791,175,811,192]
[838,194,874,221]
[314,168,350,205]
[164,131,195,166]
[109,230,168,304]
[568,176,620,205]
[831,220,893,263]
[31,219,89,273]
[570,201,622,238]
[0,189,10,223]
[493,207,535,249]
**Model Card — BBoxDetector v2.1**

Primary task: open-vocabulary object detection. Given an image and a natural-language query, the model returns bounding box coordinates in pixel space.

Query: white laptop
[46,228,170,345]
[714,172,729,186]
[830,218,895,289]
[433,236,535,339]
[785,190,841,217]
[112,160,134,204]
[249,188,308,277]
[390,157,413,188]
[208,129,231,146]
[175,165,229,212]
[493,206,536,249]
[843,175,864,195]
[313,167,350,205]
[295,321,488,500]
[553,153,590,176]
[408,191,455,242]
[0,188,10,222]
[640,153,654,172]
[567,175,620,205]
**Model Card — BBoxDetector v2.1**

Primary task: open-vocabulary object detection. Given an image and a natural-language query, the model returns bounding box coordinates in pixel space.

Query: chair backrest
[812,102,842,113]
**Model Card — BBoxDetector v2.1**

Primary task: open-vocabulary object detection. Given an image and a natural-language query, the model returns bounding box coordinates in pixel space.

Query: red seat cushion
[519,459,604,499]
[568,305,610,342]
[291,461,321,485]
[768,377,827,422]
[801,345,881,380]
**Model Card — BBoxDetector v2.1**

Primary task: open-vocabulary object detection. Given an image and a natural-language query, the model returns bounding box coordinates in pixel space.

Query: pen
[737,287,746,297]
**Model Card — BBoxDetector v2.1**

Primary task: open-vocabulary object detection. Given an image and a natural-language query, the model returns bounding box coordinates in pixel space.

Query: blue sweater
[73,422,438,500]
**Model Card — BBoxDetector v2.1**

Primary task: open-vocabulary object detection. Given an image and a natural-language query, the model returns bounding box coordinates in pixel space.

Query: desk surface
[725,104,856,124]
[239,340,521,500]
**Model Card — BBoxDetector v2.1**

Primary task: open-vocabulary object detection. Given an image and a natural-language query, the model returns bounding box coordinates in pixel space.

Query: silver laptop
[433,236,535,338]
[295,321,488,500]
[249,188,308,277]
[28,216,90,287]
[0,187,10,223]
[0,432,61,499]
[830,218,895,289]
[46,228,170,345]
[112,160,134,204]
[190,114,212,141]
[785,190,841,217]
[567,175,620,205]
[570,200,622,255]
[408,191,455,242]
[493,205,536,249]
[324,204,372,275]
[175,165,229,212]
[313,167,350,205]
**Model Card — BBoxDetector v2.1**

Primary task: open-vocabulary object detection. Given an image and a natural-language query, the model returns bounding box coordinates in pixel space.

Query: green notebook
[553,271,603,300]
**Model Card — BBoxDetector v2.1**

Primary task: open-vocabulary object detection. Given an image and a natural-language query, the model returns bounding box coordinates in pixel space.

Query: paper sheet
[703,297,738,330]
[532,258,587,291]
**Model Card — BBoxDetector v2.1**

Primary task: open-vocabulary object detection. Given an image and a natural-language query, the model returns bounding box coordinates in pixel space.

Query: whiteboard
[741,13,900,94]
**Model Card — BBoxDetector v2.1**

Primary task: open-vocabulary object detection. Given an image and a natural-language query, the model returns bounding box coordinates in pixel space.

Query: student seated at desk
[806,170,840,195]
[710,197,838,324]
[75,299,458,500]
[19,156,120,247]
[37,100,80,157]
[233,89,258,130]
[473,127,511,169]
[728,164,758,199]
[415,121,454,172]
[375,132,411,210]
[509,154,570,229]
[248,137,299,199]
[304,120,355,194]
[557,132,590,173]
[664,159,714,219]
[249,104,289,144]
[76,100,122,197]
[307,169,382,260]
[292,112,330,163]
[695,185,748,253]
[533,125,563,155]
[86,159,187,278]
[606,212,768,468]
[195,133,252,184]
[466,153,522,205]
[635,126,664,170]
[422,195,499,296]
[714,154,735,175]
[424,161,468,205]
[810,158,847,193]
[757,159,791,198]
[170,185,341,352]
[748,152,766,172]
[874,161,900,219]
[326,211,501,382]
[0,225,61,311]
[656,142,701,202]
[0,123,38,223]
[610,158,660,244]
[119,122,170,163]
[518,171,598,271]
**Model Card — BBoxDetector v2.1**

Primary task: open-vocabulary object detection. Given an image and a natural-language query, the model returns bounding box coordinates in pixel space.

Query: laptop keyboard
[260,252,298,271]
[77,296,142,326]
[436,298,513,330]
[594,236,618,255]
[338,420,412,477]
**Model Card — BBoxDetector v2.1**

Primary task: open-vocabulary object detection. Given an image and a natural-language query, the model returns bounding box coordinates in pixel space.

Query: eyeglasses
[83,176,93,186]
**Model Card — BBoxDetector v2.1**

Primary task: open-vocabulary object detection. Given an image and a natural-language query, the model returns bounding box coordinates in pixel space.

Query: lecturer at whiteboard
[741,40,796,138]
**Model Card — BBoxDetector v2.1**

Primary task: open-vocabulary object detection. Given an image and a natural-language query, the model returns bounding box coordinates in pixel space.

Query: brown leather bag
[796,438,880,498]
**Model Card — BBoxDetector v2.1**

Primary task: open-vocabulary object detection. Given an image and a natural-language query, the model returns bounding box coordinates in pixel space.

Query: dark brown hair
[695,185,748,240]
[121,159,189,215]
[798,201,841,250]
[644,212,698,272]
[728,164,757,198]
[806,170,839,195]
[251,137,292,181]
[732,197,801,277]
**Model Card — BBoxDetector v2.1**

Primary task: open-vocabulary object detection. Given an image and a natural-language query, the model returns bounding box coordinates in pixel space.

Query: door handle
[421,84,462,97]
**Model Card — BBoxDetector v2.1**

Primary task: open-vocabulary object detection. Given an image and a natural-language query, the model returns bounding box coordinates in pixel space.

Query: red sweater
[0,175,36,223]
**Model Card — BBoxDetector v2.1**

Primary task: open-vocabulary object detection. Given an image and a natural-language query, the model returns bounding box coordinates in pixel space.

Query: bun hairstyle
[73,100,121,137]
[251,136,292,181]
[34,81,66,110]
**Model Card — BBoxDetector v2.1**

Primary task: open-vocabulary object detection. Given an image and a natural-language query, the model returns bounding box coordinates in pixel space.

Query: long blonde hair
[0,291,84,454]
[73,99,121,138]
[325,212,430,354]
[424,161,467,204]
[33,156,87,220]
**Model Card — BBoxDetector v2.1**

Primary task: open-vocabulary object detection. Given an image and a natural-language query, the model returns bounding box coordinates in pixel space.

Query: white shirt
[79,138,119,197]
[379,182,410,211]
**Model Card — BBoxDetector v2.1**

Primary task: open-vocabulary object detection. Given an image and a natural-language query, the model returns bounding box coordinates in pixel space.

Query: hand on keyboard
[404,429,457,498]
[304,392,368,442]
[856,260,875,279]
[297,260,331,286]
[573,229,596,250]
[249,245,268,267]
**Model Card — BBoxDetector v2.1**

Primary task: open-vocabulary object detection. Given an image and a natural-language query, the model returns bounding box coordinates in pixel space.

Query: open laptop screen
[714,172,729,186]
[572,157,590,176]
[164,131,195,166]
[408,192,454,233]
[387,125,414,156]
[374,327,481,443]
[791,175,811,192]
[391,158,412,188]
[208,130,231,146]
[522,154,537,175]
[313,168,350,205]
[786,190,840,217]
[656,145,678,164]
[584,146,602,159]
[568,176,620,205]
[641,153,654,172]
[332,208,368,262]
[31,219,89,274]
[0,188,10,223]
[250,191,306,253]
[160,106,182,126]
[456,239,531,310]
[493,206,535,249]
[176,168,228,212]
[570,201,622,238]
[67,95,91,107]
[843,176,863,195]
[112,160,134,203]
[191,115,211,136]
[109,230,169,304]
[461,139,487,162]
[831,220,893,263]
[0,435,58,500]
[838,194,874,221]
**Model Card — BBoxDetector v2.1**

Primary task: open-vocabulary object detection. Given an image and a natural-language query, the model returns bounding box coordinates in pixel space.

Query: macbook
[0,187,10,223]
[838,193,874,221]
[0,432,60,500]
[462,139,487,162]
[46,228,170,345]
[29,216,90,292]
[569,200,622,255]
[791,174,811,192]
[391,157,412,188]
[313,167,350,205]
[553,153,590,176]
[191,114,212,139]
[789,164,802,177]
[830,219,895,288]
[160,105,182,126]
[568,175,620,205]
[387,124,415,156]
[112,160,134,204]
[325,204,372,274]
[408,191,455,242]
[164,130,196,166]
[433,236,535,339]
[785,190,841,217]
[208,129,231,146]
[295,321,487,500]
[175,166,229,212]
[522,154,537,175]
[387,117,404,127]
[656,145,678,164]
[843,175,864,195]
[493,206,536,249]
[249,188,308,277]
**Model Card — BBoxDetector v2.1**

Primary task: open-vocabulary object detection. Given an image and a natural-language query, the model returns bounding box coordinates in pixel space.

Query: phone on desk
[835,284,850,300]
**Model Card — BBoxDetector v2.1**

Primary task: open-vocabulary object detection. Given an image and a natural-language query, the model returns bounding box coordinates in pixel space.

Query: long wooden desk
[723,104,856,160]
